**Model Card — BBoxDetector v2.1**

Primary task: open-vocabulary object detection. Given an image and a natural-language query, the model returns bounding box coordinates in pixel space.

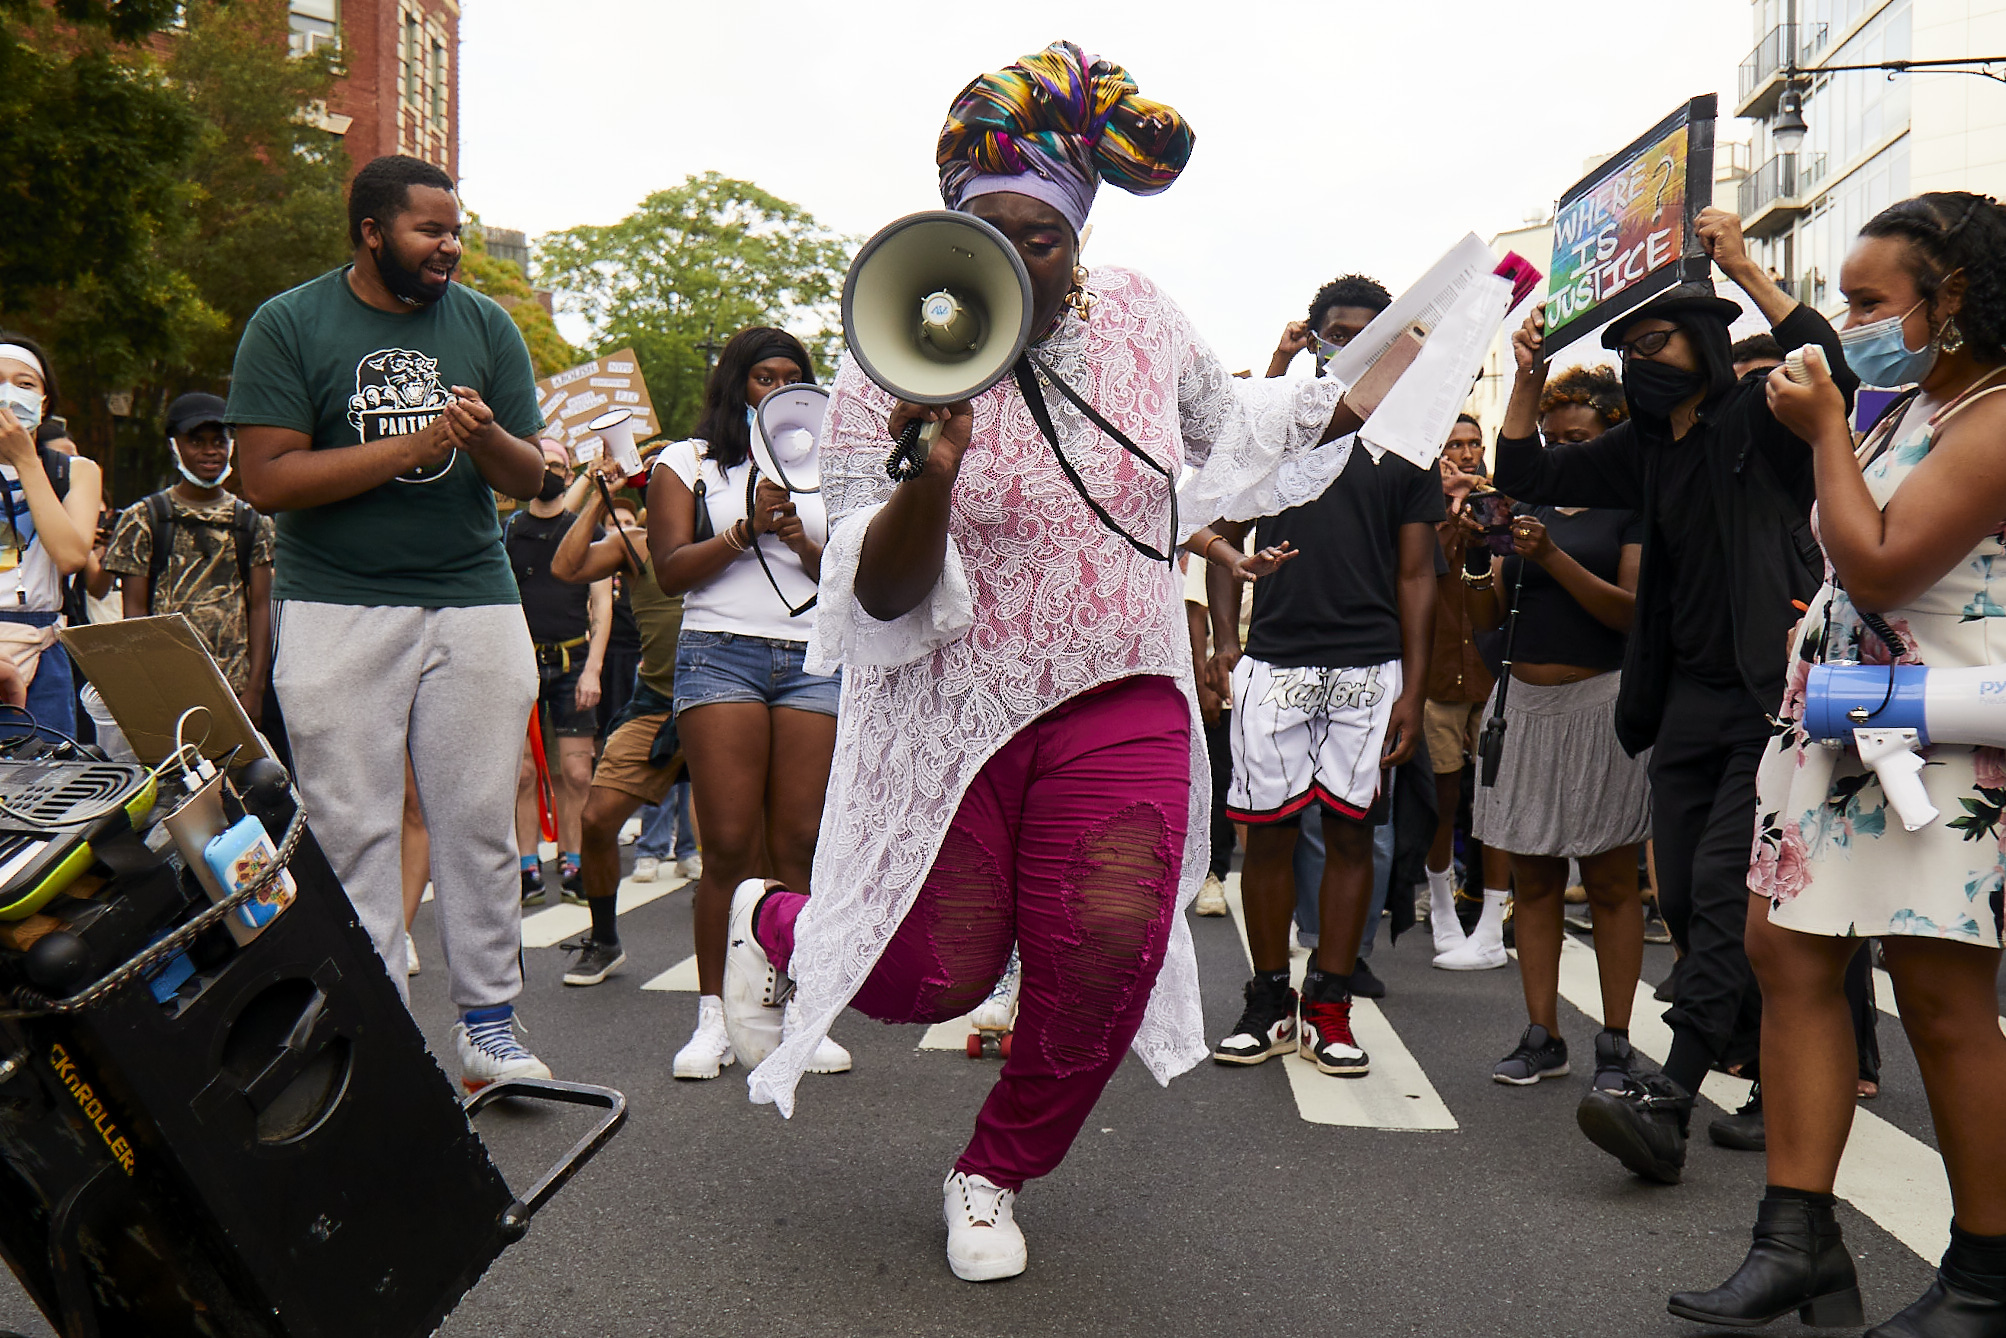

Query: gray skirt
[1471,671,1651,858]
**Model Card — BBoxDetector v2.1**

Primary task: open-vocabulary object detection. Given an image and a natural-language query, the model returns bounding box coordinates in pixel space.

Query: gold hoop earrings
[1065,263,1096,321]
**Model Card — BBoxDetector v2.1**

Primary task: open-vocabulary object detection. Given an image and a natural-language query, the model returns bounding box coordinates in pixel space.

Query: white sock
[1470,889,1510,953]
[1426,867,1464,951]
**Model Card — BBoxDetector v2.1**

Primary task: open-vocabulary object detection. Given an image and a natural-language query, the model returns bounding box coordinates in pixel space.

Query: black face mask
[536,470,568,502]
[1622,358,1706,419]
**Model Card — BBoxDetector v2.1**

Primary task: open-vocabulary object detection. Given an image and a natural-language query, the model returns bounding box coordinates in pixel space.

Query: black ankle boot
[1668,1192,1863,1328]
[1867,1222,2006,1337]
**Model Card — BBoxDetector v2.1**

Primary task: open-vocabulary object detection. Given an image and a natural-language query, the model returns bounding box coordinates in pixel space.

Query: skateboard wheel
[966,1034,983,1058]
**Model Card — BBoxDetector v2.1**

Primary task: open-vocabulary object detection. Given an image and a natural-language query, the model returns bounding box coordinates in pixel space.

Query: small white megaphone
[1799,661,2006,830]
[587,407,646,484]
[753,384,830,494]
[841,210,1035,477]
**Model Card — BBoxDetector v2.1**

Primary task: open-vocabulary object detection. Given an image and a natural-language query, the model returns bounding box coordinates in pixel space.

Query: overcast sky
[458,1,1755,372]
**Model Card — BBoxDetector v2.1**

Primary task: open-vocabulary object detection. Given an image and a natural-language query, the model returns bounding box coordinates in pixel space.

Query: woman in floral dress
[1672,191,2006,1338]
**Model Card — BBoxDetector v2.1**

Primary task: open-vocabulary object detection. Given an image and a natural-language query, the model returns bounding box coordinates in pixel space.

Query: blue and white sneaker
[454,1004,551,1092]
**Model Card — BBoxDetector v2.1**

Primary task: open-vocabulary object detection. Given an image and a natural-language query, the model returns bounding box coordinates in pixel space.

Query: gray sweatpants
[274,600,536,1011]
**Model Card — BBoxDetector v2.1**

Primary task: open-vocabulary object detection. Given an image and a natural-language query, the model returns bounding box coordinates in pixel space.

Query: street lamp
[1773,86,1808,155]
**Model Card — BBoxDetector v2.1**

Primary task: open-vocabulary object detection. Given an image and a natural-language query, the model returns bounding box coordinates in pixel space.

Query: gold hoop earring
[1065,263,1096,321]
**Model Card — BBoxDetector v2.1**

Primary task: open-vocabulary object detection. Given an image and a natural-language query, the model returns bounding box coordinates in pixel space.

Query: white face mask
[172,434,233,489]
[0,385,43,434]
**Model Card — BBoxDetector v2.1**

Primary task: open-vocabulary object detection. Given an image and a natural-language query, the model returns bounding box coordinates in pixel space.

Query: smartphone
[1467,489,1516,556]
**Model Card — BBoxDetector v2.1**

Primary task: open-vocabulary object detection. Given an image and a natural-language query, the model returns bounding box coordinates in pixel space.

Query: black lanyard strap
[743,467,817,618]
[1012,352,1178,564]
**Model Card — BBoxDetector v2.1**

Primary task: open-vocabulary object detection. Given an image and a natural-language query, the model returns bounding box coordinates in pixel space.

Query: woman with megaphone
[1668,191,2006,1336]
[644,326,851,1082]
[717,40,1383,1284]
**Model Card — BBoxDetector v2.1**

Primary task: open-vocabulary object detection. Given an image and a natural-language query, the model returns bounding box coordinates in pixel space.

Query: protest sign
[1544,95,1717,356]
[534,348,658,454]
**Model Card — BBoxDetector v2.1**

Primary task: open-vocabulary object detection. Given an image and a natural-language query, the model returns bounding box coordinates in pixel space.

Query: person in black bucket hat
[1490,206,1857,1187]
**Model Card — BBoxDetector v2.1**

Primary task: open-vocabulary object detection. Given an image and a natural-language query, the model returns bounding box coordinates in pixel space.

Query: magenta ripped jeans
[757,673,1191,1190]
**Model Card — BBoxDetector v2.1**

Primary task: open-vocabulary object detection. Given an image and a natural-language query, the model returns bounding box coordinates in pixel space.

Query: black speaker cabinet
[0,825,622,1338]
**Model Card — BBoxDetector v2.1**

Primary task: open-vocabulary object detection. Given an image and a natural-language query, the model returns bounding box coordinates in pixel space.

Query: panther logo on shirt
[1261,664,1387,717]
[346,347,456,483]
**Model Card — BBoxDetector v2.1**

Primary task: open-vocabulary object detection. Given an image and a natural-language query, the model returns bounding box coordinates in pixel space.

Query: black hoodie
[1493,303,1857,754]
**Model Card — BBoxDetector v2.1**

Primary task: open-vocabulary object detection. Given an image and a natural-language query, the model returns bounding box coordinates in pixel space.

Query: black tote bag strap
[1012,353,1177,564]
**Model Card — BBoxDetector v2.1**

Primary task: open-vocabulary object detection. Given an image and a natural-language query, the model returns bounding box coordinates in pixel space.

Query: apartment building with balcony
[286,0,459,181]
[1735,0,2006,313]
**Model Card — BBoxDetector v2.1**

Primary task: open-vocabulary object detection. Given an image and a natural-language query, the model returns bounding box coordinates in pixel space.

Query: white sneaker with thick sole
[722,879,788,1067]
[630,856,660,884]
[674,853,703,882]
[1193,872,1228,917]
[454,1007,551,1092]
[943,1172,1027,1282]
[784,998,853,1074]
[1432,941,1509,970]
[672,995,737,1080]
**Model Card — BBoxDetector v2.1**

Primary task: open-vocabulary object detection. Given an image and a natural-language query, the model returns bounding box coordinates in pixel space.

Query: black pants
[1647,673,1770,1065]
[1205,710,1235,879]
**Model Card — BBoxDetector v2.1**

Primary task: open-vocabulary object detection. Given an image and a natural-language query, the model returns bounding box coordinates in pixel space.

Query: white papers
[1359,272,1514,470]
[1322,233,1495,394]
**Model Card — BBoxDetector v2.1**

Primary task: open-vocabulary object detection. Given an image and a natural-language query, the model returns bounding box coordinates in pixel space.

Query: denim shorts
[672,630,840,718]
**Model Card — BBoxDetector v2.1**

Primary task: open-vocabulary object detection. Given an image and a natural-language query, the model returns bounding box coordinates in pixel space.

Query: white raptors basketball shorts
[1225,655,1402,824]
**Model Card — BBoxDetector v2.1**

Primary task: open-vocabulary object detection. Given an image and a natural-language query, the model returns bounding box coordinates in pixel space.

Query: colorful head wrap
[937,40,1194,236]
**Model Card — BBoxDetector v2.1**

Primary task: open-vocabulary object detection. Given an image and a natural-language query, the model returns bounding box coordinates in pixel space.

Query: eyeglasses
[1617,328,1677,362]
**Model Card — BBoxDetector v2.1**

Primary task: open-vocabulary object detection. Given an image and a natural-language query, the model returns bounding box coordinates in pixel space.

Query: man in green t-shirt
[227,154,553,1092]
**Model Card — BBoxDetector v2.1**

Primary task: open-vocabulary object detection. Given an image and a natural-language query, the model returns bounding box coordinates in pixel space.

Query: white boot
[672,995,737,1079]
[968,949,1020,1032]
[785,997,853,1074]
[1426,867,1466,957]
[943,1171,1027,1281]
[1434,888,1509,970]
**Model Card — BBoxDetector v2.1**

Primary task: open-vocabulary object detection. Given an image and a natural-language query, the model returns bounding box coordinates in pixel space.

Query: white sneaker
[1193,872,1228,917]
[672,995,737,1080]
[722,879,788,1067]
[631,856,660,883]
[943,1171,1027,1281]
[1432,941,1509,970]
[619,816,642,845]
[968,949,1019,1032]
[674,853,703,882]
[405,930,420,976]
[454,1007,551,1092]
[785,998,853,1074]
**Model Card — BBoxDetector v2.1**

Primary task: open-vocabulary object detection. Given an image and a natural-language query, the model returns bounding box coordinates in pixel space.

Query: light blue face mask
[0,384,42,433]
[1839,298,1937,389]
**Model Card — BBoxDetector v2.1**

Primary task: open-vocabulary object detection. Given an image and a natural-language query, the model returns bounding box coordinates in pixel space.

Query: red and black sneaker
[1213,972,1297,1065]
[1299,975,1369,1077]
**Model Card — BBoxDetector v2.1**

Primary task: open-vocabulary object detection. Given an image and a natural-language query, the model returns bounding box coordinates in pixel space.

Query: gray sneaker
[1493,1023,1571,1085]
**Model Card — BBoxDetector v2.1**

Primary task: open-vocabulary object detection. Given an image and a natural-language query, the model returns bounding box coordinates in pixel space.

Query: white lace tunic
[748,266,1353,1115]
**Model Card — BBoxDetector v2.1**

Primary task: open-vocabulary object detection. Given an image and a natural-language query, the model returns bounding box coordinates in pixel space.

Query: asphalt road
[0,852,1980,1338]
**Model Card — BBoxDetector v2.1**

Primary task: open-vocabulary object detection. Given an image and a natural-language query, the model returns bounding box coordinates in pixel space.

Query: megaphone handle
[886,418,944,483]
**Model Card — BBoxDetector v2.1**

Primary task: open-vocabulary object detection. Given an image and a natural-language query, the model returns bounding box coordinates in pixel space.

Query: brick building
[288,0,459,181]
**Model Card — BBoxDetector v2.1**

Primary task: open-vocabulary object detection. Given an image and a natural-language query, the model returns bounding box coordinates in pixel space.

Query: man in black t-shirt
[1206,274,1443,1079]
[507,440,610,905]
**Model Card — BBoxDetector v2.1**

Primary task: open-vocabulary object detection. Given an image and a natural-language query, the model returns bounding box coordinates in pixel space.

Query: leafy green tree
[459,225,578,379]
[162,0,350,374]
[0,0,208,433]
[535,172,853,440]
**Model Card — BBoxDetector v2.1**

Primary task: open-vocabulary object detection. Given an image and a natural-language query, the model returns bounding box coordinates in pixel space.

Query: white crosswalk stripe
[1552,935,1948,1261]
[520,873,691,949]
[1222,874,1457,1131]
